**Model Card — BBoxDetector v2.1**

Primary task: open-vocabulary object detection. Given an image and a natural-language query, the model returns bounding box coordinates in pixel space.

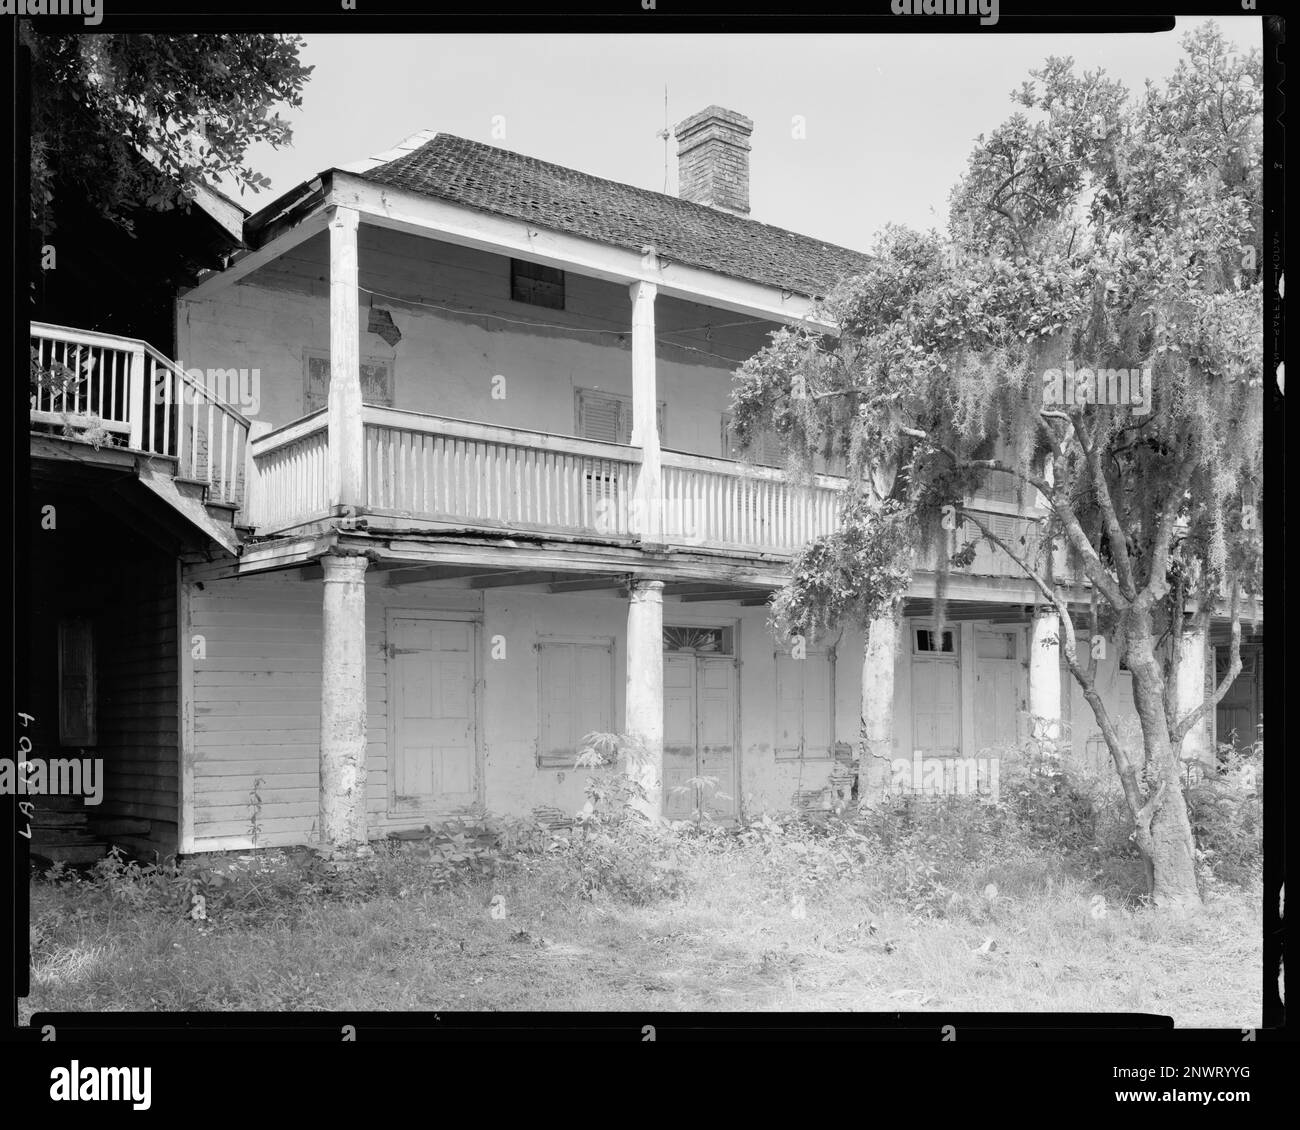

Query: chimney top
[673,106,754,216]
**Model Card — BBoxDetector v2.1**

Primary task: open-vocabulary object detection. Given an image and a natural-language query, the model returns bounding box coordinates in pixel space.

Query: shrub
[1186,741,1263,888]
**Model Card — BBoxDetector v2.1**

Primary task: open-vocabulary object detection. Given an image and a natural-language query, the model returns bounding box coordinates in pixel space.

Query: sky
[231,18,1261,255]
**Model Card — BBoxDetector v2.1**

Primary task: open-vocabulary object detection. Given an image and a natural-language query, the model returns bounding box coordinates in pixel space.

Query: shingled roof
[357,133,873,300]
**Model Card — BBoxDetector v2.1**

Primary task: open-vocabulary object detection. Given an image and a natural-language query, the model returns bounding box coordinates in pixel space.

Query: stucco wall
[182,571,1145,852]
[177,225,775,458]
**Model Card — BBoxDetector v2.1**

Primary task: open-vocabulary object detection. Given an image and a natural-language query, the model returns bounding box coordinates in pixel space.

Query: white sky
[232,18,1262,254]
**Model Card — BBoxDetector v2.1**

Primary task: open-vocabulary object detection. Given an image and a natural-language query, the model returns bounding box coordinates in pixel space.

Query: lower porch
[177,544,1172,854]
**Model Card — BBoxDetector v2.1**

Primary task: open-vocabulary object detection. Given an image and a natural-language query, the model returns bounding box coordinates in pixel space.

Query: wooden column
[629,280,661,543]
[1028,608,1062,757]
[328,206,364,512]
[319,553,369,852]
[240,419,273,528]
[625,578,664,819]
[859,605,901,804]
[1174,620,1211,767]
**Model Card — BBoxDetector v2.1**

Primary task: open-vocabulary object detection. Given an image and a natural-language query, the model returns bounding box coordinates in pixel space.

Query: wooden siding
[96,557,180,839]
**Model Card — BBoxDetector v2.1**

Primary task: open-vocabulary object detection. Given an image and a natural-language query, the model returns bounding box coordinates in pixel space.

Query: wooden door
[1216,646,1259,751]
[696,657,737,820]
[912,655,961,759]
[974,628,1020,754]
[390,616,479,813]
[663,653,698,821]
[662,650,738,821]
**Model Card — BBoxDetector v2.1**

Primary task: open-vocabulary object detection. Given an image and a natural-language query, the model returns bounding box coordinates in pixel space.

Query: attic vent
[511,259,565,309]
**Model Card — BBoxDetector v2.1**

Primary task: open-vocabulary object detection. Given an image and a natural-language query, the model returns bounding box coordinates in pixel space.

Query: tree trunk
[1126,615,1201,906]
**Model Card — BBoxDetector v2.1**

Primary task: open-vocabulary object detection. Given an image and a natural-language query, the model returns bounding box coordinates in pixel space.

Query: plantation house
[27,107,1262,857]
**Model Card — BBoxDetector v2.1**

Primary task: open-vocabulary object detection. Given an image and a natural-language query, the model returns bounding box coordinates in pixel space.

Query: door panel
[975,661,1020,753]
[697,659,737,819]
[912,657,961,759]
[392,618,478,812]
[663,654,697,821]
[661,649,739,821]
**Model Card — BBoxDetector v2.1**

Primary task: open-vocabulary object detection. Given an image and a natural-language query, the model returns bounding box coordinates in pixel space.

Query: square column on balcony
[329,206,365,513]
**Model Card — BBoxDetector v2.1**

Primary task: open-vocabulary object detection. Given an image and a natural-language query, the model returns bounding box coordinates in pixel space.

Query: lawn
[21,800,1262,1024]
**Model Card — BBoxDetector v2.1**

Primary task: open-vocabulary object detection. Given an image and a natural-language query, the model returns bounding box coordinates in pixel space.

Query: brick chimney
[673,106,753,215]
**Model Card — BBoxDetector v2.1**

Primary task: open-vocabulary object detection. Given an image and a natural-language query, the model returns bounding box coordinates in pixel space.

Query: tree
[730,24,1262,906]
[25,29,313,237]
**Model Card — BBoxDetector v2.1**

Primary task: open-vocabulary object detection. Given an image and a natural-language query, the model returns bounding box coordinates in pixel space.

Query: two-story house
[28,106,1261,858]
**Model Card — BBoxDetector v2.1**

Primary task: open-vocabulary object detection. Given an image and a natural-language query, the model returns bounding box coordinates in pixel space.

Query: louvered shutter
[721,413,782,467]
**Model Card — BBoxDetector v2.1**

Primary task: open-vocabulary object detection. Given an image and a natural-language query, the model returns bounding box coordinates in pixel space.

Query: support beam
[1174,620,1211,767]
[468,570,564,590]
[383,564,502,587]
[1028,607,1062,757]
[629,280,662,544]
[328,206,364,511]
[859,604,901,805]
[624,579,665,820]
[319,553,369,852]
[676,590,768,603]
[548,574,632,594]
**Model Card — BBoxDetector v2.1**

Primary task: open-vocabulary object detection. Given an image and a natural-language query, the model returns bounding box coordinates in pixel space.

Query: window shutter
[537,641,613,768]
[304,354,393,414]
[803,655,833,757]
[58,617,96,747]
[577,390,626,443]
[577,390,666,446]
[775,651,835,759]
[721,413,782,467]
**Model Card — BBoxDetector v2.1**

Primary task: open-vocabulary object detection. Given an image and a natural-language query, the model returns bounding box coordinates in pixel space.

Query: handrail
[31,321,252,426]
[661,447,847,491]
[362,405,643,465]
[141,342,252,427]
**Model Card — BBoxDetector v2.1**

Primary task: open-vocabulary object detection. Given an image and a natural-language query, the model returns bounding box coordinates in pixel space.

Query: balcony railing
[364,407,642,538]
[30,322,251,507]
[247,406,1049,574]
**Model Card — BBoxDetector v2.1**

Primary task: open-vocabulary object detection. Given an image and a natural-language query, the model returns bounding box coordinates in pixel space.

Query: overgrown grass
[22,750,1262,1024]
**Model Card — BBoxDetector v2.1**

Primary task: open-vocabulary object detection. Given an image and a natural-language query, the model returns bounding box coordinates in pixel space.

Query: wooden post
[625,578,664,819]
[240,419,273,528]
[1029,608,1062,757]
[629,280,661,543]
[328,206,364,512]
[859,604,901,805]
[319,553,369,852]
[1174,619,1211,768]
[127,346,146,451]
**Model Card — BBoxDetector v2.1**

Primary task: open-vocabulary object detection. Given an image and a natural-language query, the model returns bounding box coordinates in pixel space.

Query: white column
[328,206,364,512]
[1174,622,1211,767]
[625,579,664,819]
[1028,608,1062,756]
[319,553,369,852]
[860,607,900,804]
[629,280,662,543]
[241,419,273,527]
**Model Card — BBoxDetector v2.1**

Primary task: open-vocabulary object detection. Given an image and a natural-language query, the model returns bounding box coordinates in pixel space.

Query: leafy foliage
[25,30,312,236]
[730,24,1263,903]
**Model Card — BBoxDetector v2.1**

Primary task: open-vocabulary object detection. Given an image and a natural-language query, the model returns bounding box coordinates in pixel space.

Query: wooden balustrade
[362,407,641,537]
[30,322,251,507]
[659,451,843,553]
